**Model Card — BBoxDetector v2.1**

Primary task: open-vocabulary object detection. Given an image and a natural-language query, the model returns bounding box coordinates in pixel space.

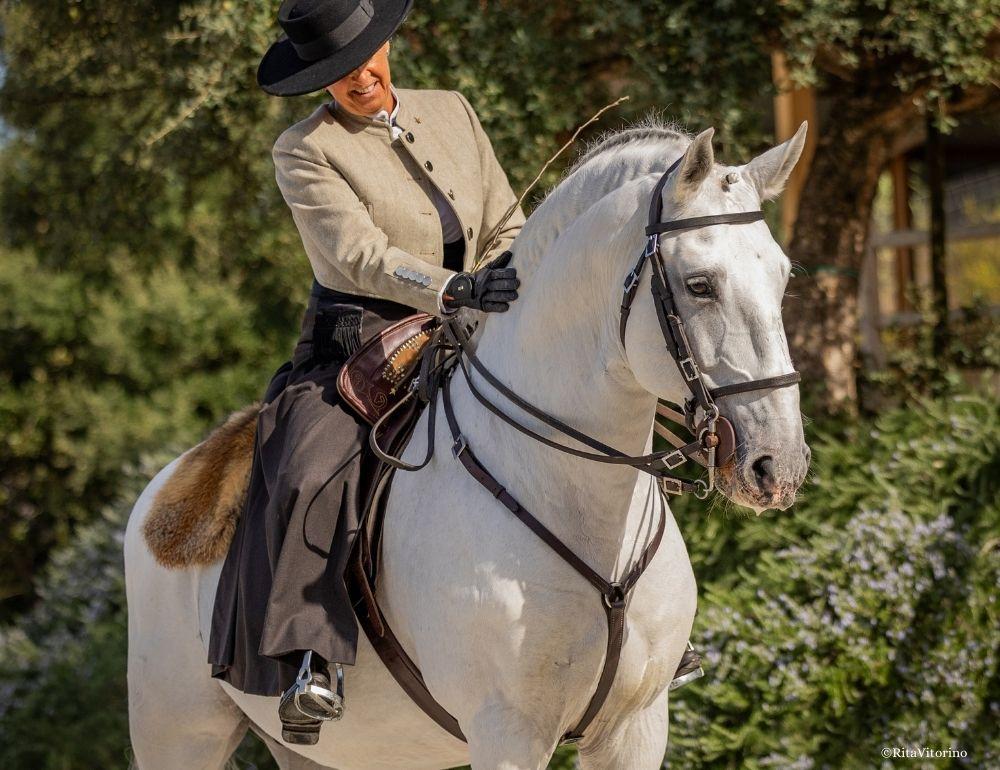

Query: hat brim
[257,0,413,97]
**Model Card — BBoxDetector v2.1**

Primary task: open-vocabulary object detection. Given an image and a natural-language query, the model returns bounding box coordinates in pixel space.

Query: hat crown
[278,0,375,61]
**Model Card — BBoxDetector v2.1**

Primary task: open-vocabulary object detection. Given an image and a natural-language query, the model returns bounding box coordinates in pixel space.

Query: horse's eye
[686,277,714,298]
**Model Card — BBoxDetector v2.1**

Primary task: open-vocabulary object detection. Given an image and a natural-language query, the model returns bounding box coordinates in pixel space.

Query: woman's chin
[348,82,385,113]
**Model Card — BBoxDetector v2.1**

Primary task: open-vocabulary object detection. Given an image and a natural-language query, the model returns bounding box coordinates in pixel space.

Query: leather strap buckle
[679,356,699,381]
[451,435,468,458]
[660,478,683,495]
[643,233,659,258]
[658,449,687,470]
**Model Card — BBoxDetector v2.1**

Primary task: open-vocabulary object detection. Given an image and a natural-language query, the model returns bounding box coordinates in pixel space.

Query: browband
[646,210,765,236]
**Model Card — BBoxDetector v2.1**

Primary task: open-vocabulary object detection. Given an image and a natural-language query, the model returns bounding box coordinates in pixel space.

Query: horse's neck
[454,227,662,580]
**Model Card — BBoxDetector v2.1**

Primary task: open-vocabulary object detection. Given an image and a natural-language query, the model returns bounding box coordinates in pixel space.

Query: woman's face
[325,41,394,116]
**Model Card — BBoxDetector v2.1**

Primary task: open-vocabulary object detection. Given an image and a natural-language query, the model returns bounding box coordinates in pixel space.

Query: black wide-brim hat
[258,0,413,97]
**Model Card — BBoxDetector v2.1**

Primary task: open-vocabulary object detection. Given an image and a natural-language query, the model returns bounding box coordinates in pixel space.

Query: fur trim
[143,403,260,568]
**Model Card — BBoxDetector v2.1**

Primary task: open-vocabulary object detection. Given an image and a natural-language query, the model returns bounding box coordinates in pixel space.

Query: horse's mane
[510,114,691,278]
[563,116,690,179]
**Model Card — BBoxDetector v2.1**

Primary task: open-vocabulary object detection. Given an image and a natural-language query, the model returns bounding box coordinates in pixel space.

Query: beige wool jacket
[272,88,526,316]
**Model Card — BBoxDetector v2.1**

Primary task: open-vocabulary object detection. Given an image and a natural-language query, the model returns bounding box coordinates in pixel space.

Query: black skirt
[206,280,418,696]
[209,236,465,696]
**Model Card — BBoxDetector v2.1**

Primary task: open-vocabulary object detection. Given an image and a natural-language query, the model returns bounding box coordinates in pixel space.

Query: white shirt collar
[369,84,400,125]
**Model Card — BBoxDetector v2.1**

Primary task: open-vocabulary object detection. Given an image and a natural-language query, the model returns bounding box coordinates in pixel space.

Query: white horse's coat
[126,122,809,770]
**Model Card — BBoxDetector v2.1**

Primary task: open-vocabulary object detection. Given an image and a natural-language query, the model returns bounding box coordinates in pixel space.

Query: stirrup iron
[292,651,345,721]
[668,641,705,691]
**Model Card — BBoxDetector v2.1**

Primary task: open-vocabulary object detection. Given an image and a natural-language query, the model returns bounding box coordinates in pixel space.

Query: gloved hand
[442,250,520,313]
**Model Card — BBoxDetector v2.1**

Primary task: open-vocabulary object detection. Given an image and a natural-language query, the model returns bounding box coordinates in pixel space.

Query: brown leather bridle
[617,155,801,496]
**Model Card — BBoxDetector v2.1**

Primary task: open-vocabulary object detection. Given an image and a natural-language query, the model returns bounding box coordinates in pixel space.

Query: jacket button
[467,227,473,240]
[406,132,415,143]
[424,160,433,171]
[448,189,455,199]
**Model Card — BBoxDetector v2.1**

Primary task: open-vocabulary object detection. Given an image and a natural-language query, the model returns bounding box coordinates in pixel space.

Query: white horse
[125,120,810,770]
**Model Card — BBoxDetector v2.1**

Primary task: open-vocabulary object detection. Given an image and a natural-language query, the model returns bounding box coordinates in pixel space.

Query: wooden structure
[770,52,817,238]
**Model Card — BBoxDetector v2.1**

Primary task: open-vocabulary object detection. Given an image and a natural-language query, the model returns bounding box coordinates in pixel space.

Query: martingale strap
[440,370,667,744]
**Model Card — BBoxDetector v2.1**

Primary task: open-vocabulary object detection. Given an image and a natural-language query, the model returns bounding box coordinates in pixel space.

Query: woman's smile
[351,81,379,99]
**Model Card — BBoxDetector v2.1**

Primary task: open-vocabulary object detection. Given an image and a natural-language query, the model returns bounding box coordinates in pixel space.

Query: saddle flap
[337,313,439,424]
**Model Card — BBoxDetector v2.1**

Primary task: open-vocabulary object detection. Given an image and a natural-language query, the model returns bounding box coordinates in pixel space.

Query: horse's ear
[744,121,808,201]
[670,127,715,205]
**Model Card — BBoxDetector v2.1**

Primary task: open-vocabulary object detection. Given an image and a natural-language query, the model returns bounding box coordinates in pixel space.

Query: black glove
[442,250,520,313]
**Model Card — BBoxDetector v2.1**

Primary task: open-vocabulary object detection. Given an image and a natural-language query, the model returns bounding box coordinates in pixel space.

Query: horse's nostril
[751,455,777,495]
[803,445,812,467]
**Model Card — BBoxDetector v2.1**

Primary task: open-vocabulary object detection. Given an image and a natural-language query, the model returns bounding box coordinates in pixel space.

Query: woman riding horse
[206,0,525,745]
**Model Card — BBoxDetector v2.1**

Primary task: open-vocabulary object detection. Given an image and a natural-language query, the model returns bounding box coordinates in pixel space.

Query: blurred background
[0,1,997,768]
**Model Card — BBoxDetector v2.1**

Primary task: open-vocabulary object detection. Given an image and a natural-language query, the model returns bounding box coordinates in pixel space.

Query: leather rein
[367,156,801,745]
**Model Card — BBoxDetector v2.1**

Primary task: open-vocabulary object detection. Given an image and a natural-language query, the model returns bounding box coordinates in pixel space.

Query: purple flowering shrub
[665,396,999,769]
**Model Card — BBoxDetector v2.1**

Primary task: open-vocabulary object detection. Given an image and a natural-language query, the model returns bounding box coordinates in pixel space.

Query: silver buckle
[659,449,687,470]
[623,269,641,293]
[679,357,699,381]
[452,435,468,458]
[660,478,683,495]
[643,233,659,257]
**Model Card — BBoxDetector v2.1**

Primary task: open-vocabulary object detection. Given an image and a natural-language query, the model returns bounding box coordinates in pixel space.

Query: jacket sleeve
[453,91,526,265]
[272,132,454,316]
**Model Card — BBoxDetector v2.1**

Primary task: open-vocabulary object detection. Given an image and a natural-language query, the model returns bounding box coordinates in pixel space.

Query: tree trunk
[784,83,914,414]
[926,111,950,358]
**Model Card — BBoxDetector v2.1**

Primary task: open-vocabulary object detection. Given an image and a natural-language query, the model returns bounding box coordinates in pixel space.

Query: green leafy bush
[667,395,1000,769]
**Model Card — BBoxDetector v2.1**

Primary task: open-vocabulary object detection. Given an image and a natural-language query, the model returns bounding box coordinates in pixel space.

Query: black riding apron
[208,239,464,696]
